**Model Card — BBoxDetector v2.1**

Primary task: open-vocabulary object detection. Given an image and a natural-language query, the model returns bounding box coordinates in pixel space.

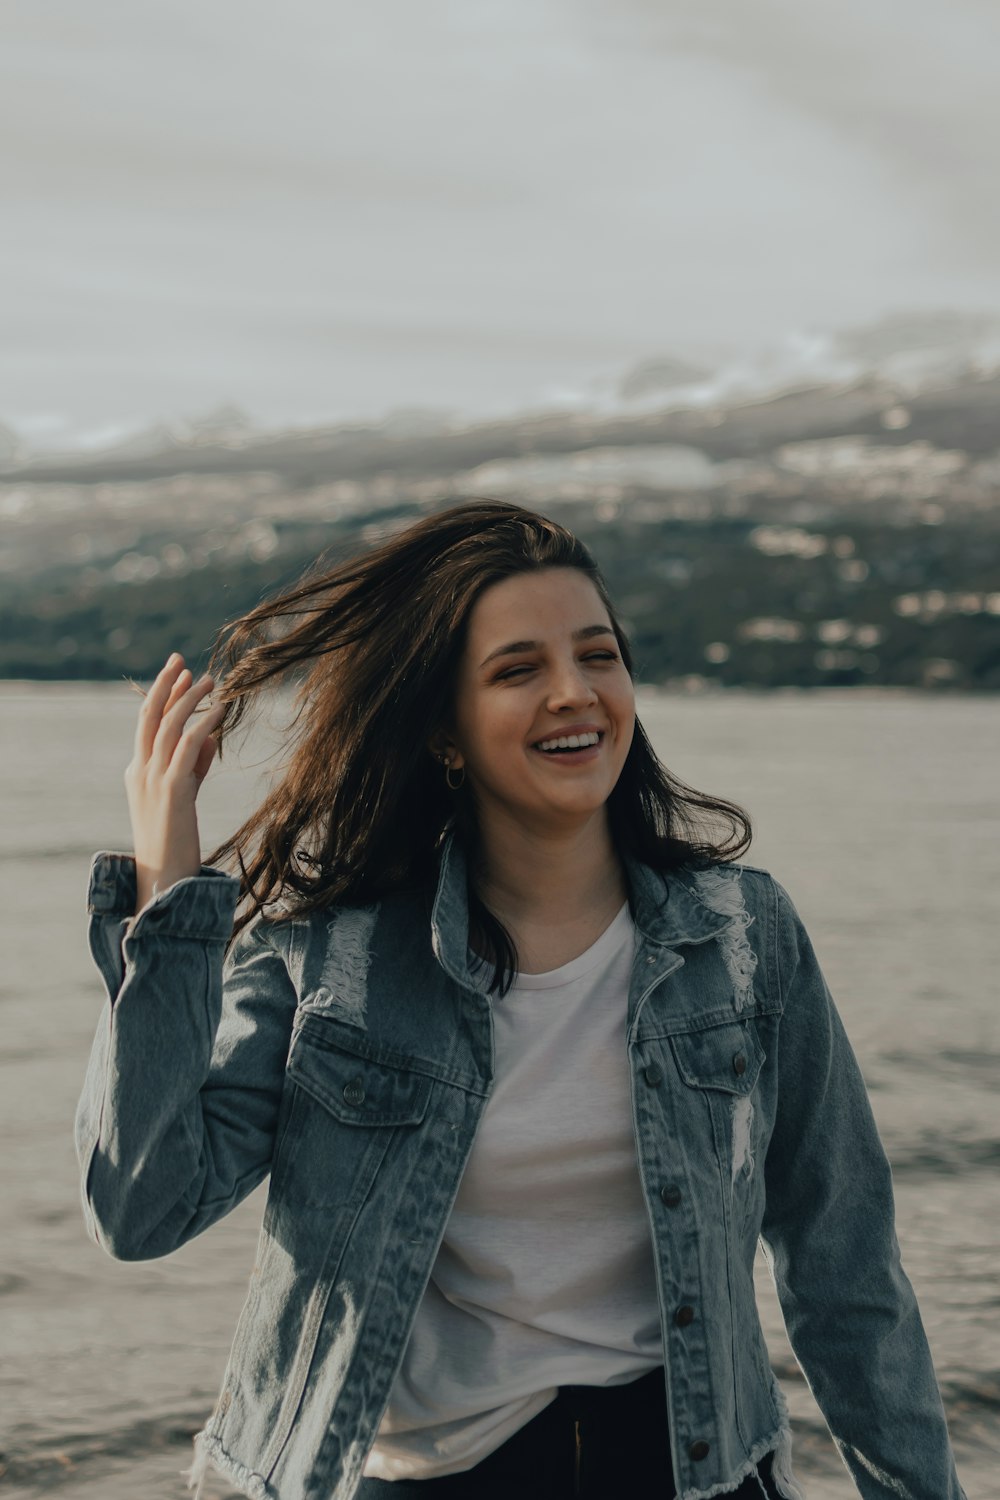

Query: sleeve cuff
[88,851,241,941]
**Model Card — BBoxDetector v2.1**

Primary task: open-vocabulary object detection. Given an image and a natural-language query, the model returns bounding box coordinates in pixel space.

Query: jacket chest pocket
[669,1019,764,1097]
[668,1019,766,1210]
[274,1015,433,1210]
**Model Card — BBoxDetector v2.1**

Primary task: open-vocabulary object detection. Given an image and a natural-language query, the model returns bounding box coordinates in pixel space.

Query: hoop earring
[444,759,465,791]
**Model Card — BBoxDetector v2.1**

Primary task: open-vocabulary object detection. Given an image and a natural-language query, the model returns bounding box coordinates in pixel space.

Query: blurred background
[1,3,998,1496]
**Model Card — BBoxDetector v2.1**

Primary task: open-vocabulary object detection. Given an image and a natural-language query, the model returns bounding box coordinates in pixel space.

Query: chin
[532,790,611,823]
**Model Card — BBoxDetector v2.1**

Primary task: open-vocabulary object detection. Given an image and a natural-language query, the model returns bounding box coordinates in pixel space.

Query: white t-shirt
[363,902,663,1481]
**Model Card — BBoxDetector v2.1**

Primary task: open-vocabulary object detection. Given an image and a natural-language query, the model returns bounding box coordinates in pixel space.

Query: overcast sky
[3,0,999,443]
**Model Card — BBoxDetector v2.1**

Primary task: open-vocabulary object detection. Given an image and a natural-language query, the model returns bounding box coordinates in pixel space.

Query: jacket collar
[621,853,733,950]
[429,831,731,993]
[429,834,489,995]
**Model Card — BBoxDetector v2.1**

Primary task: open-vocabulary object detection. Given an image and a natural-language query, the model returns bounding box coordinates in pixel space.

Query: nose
[546,657,599,713]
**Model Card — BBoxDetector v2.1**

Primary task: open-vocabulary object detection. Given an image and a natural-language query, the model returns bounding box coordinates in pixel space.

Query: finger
[161,667,194,724]
[133,654,187,764]
[171,700,227,782]
[151,675,217,772]
[192,725,222,785]
[141,665,192,766]
[164,665,193,706]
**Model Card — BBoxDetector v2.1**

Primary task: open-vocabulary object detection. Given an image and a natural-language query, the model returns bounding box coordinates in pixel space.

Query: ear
[427,731,463,768]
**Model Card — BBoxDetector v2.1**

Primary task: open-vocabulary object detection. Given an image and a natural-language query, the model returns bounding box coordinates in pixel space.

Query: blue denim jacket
[76,836,966,1500]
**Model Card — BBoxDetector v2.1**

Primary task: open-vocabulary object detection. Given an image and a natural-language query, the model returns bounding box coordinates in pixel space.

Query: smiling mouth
[531,731,603,755]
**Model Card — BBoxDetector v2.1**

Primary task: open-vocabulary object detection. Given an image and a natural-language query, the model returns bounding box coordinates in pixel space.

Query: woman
[76,500,966,1500]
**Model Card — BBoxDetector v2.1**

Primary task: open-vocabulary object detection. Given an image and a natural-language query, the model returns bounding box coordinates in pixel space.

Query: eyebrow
[479,624,616,669]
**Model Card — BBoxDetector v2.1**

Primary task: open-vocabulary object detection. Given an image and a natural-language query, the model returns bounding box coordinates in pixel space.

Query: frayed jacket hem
[679,1417,805,1500]
[182,1427,274,1500]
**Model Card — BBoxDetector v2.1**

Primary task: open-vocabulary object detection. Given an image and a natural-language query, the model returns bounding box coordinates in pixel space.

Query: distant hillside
[2,370,998,689]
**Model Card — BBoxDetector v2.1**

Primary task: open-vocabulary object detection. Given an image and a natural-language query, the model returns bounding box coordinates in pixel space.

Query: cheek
[624,697,637,737]
[486,712,532,767]
[613,683,636,736]
[458,699,526,768]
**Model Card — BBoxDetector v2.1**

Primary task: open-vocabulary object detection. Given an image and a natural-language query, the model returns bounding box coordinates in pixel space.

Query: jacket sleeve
[75,851,300,1262]
[759,878,967,1500]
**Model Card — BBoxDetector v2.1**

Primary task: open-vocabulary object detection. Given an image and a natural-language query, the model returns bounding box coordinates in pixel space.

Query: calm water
[1,684,998,1499]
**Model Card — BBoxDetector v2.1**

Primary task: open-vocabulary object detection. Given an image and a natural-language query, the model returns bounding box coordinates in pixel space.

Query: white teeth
[536,731,601,752]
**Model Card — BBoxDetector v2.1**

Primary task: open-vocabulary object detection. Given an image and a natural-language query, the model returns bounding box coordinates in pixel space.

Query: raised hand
[124,653,228,913]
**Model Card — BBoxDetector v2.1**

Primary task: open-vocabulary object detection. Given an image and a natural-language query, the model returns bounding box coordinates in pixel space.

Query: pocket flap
[287,1021,432,1127]
[669,1021,764,1095]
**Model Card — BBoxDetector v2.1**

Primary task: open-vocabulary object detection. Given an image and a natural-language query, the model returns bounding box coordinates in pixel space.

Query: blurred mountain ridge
[4,307,1000,473]
[2,310,998,689]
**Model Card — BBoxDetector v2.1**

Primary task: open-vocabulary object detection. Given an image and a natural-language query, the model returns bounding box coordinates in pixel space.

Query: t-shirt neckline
[511,902,633,991]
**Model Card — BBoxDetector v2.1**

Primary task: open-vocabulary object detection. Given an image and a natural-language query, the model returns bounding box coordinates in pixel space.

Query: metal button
[674,1304,695,1328]
[343,1078,366,1107]
[689,1440,710,1461]
[646,955,656,966]
[733,1053,747,1076]
[660,1184,682,1208]
[644,1063,663,1087]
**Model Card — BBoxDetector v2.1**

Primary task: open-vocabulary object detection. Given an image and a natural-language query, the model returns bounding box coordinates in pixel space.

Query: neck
[473,810,627,933]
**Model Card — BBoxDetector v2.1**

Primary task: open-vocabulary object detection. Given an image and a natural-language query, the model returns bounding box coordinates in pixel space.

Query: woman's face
[443,568,636,837]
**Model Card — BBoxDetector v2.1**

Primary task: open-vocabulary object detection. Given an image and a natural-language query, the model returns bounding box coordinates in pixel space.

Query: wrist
[135,865,199,912]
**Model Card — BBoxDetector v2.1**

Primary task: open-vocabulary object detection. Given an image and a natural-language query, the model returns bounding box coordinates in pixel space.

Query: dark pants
[354,1366,781,1498]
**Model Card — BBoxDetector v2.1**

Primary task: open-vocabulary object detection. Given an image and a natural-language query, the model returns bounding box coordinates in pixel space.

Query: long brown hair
[205,500,751,990]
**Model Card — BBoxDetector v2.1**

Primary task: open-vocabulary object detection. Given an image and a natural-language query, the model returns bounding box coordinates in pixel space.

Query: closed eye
[495,651,618,681]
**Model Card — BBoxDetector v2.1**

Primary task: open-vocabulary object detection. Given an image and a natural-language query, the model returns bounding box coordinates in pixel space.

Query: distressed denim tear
[692,867,757,1012]
[731,1094,755,1183]
[316,905,379,1029]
